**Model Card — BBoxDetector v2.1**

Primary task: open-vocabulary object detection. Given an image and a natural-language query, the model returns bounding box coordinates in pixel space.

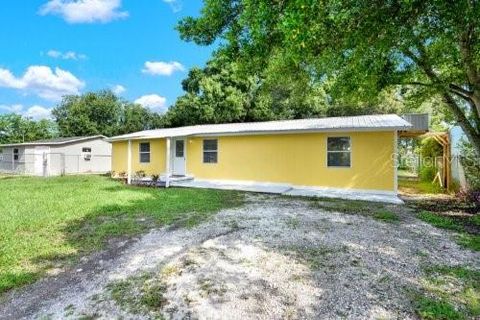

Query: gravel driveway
[1,194,479,319]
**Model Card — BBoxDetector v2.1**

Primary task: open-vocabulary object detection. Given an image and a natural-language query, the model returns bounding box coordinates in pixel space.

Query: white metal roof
[0,135,107,147]
[108,114,412,141]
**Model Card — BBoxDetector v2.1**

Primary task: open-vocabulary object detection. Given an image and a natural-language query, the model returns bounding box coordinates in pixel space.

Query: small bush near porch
[0,175,243,293]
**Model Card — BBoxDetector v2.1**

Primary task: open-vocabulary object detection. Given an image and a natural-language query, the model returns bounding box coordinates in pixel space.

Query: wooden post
[127,140,132,185]
[445,133,451,191]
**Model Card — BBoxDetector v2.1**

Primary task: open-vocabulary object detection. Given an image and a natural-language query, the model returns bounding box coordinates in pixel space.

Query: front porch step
[131,179,167,187]
[160,175,194,182]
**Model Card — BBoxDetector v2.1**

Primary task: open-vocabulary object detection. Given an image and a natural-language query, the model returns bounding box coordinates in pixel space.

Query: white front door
[172,139,186,176]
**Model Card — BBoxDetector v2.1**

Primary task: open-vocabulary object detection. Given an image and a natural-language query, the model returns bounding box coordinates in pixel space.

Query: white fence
[0,152,111,176]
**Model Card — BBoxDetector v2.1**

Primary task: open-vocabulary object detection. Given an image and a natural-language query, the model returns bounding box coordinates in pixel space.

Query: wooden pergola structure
[398,130,452,191]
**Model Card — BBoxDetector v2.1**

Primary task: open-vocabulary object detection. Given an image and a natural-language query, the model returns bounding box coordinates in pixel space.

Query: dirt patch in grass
[310,197,400,223]
[284,244,349,270]
[407,196,478,216]
[310,197,386,214]
[373,210,400,223]
[107,272,168,318]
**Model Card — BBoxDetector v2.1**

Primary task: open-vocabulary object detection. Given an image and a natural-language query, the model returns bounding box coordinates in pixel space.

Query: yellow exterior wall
[110,131,395,191]
[186,131,395,191]
[111,139,166,175]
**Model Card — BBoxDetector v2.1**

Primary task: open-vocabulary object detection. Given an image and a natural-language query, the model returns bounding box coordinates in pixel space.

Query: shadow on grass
[1,184,243,294]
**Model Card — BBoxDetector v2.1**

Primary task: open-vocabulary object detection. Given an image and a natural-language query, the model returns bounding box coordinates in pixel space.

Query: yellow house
[108,114,411,198]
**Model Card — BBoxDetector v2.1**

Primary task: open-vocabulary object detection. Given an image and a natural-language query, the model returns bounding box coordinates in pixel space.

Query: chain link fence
[0,152,111,176]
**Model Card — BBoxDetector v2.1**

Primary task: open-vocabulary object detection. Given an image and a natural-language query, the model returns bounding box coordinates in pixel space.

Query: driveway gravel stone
[1,194,478,319]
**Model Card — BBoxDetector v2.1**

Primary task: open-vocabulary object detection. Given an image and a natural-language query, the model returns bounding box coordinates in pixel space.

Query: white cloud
[163,0,182,12]
[47,50,87,60]
[24,105,52,120]
[0,69,25,89]
[135,94,167,112]
[142,61,185,76]
[111,84,126,95]
[46,50,61,58]
[0,104,52,120]
[0,104,24,113]
[39,0,128,24]
[0,66,85,101]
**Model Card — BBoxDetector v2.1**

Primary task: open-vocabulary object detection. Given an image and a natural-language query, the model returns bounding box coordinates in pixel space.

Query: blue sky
[0,0,215,120]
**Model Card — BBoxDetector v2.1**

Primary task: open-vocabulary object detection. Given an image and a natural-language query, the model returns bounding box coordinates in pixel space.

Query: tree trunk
[405,46,480,157]
[443,93,480,156]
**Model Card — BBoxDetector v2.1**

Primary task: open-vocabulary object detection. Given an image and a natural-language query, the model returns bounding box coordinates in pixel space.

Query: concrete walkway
[171,179,403,204]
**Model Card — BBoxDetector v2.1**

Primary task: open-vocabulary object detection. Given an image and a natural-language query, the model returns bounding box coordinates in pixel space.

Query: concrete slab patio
[170,179,403,204]
[170,179,293,194]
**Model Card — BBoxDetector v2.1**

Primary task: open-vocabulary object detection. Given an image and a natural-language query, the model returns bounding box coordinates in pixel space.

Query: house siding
[49,139,112,175]
[187,131,395,192]
[111,139,166,175]
[112,131,395,192]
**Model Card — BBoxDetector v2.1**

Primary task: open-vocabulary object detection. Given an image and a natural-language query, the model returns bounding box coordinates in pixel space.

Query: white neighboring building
[0,136,111,176]
[450,126,468,189]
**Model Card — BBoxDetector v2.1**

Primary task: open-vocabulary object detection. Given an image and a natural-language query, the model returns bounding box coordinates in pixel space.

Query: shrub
[419,137,443,159]
[419,166,437,182]
[134,171,146,178]
[457,189,480,213]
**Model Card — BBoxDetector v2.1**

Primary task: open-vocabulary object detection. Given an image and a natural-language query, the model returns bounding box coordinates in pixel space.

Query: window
[203,139,218,163]
[82,147,92,153]
[327,137,351,167]
[139,142,150,163]
[13,148,19,161]
[175,140,184,157]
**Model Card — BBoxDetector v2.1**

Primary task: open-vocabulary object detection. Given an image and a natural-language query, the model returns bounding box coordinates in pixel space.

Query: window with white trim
[203,139,218,163]
[327,137,351,167]
[139,142,150,163]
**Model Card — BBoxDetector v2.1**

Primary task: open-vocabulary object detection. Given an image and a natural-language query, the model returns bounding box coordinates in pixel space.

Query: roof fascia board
[107,126,411,142]
[0,135,108,148]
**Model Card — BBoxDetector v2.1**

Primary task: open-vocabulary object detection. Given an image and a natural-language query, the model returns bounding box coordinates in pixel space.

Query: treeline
[0,91,166,144]
[0,80,411,144]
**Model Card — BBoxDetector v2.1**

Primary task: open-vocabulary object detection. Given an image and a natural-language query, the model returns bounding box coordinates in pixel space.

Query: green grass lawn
[399,178,445,195]
[398,169,418,178]
[415,265,480,319]
[0,175,243,293]
[417,211,480,252]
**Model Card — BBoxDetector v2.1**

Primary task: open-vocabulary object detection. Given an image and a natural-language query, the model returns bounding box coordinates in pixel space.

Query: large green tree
[165,51,335,126]
[178,0,480,155]
[52,90,164,137]
[0,114,57,144]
